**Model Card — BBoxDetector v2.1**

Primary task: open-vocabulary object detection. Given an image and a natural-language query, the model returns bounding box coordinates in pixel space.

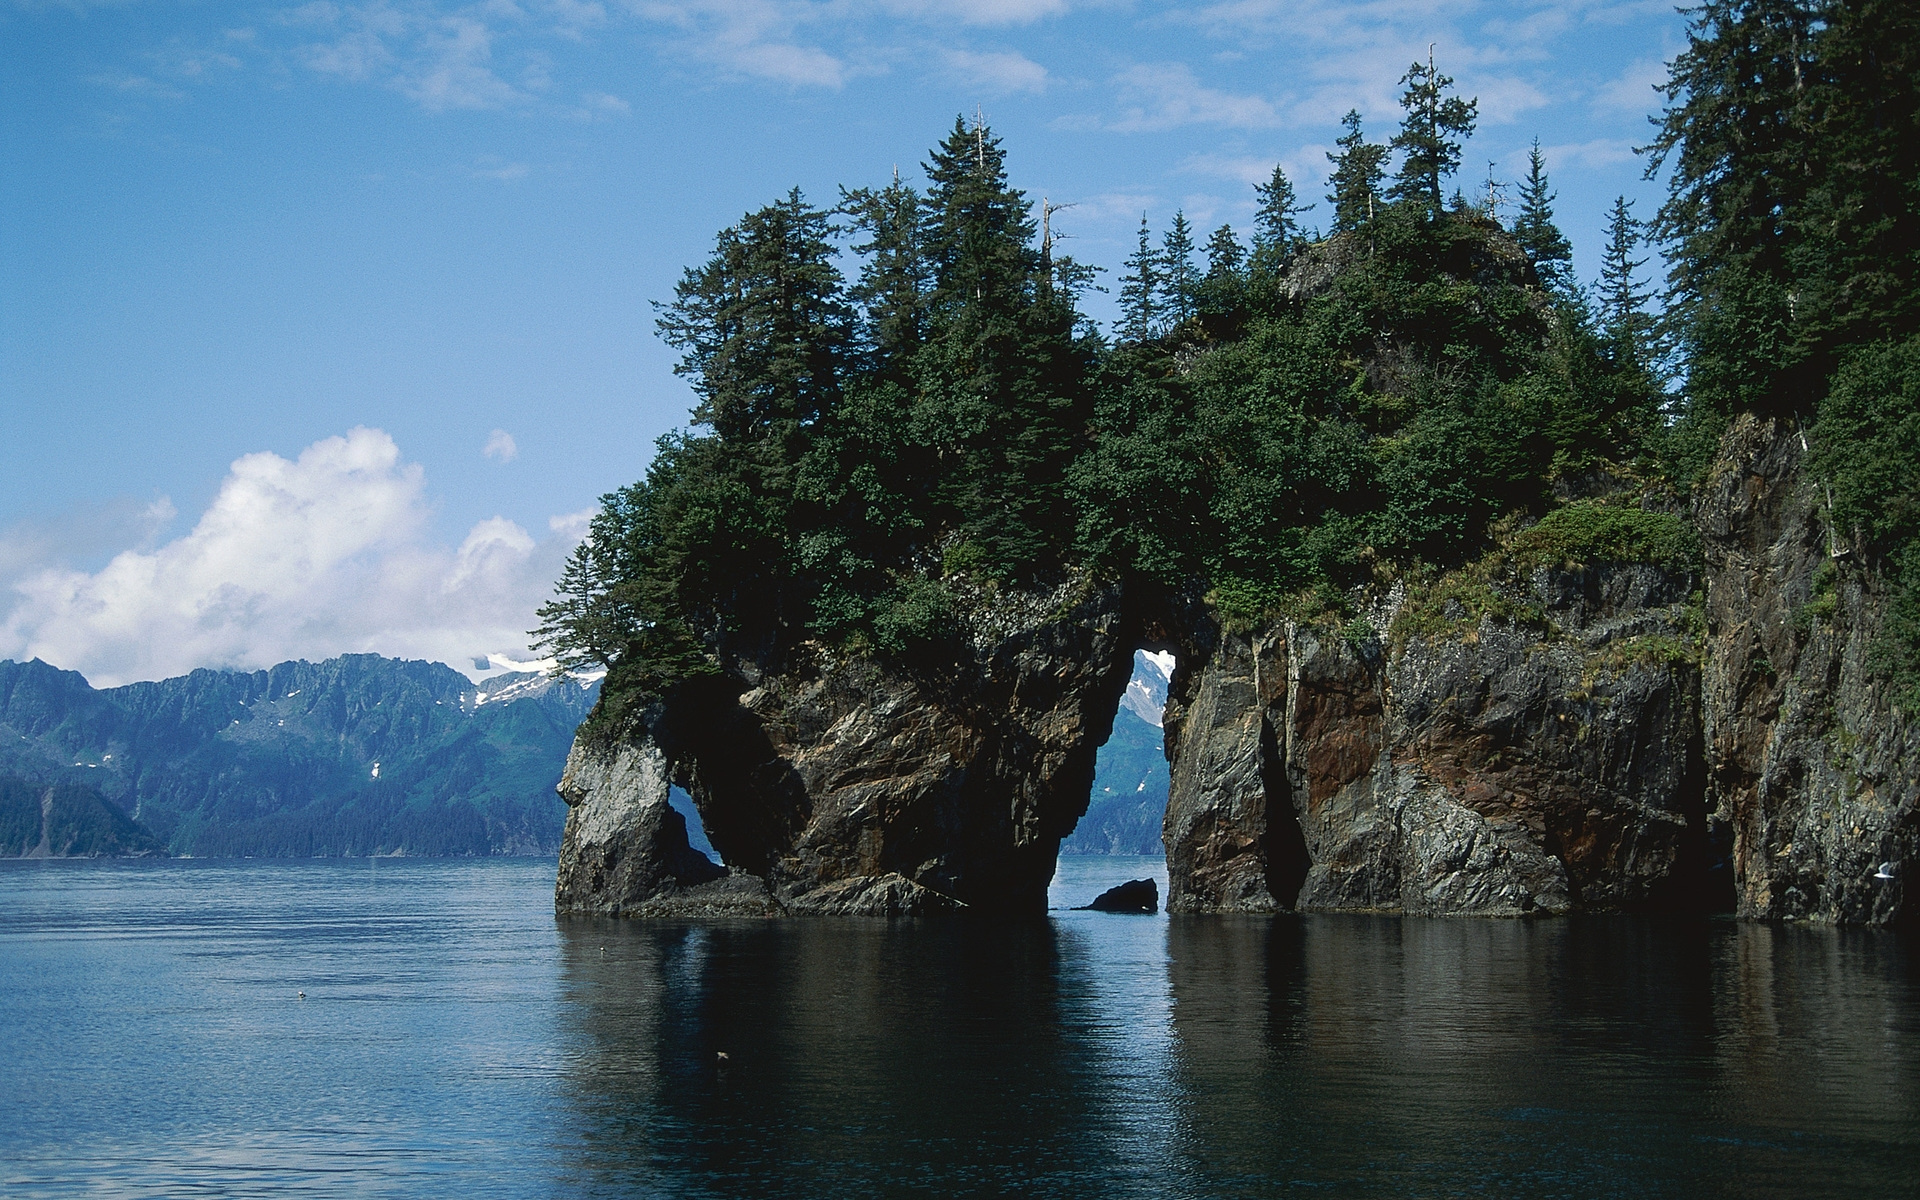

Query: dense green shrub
[1811,336,1920,708]
[1510,504,1698,572]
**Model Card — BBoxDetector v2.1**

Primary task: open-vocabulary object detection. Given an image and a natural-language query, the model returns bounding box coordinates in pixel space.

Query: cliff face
[560,419,1912,925]
[1696,416,1916,924]
[557,577,1136,915]
[1162,560,1704,917]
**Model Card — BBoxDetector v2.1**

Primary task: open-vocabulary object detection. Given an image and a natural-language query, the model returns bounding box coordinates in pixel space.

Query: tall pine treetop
[1205,225,1244,279]
[656,188,852,445]
[1253,165,1311,253]
[1160,211,1200,328]
[1510,140,1575,294]
[1388,54,1478,217]
[1118,214,1160,342]
[921,116,1039,318]
[1599,195,1655,368]
[1326,110,1388,233]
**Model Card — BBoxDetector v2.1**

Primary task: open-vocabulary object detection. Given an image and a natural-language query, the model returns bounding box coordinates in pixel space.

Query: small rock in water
[1077,878,1158,914]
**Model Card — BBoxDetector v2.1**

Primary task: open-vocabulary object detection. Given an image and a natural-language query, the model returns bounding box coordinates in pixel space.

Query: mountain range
[0,651,1168,859]
[0,655,597,857]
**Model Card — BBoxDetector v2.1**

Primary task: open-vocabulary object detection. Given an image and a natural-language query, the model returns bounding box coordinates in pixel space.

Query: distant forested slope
[0,656,597,857]
[0,774,164,857]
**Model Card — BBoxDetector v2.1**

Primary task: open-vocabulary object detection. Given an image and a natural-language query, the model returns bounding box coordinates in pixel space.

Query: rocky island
[544,35,1918,924]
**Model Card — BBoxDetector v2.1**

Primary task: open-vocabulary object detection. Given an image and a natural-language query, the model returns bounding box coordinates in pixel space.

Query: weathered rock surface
[1162,559,1703,917]
[1696,415,1916,924]
[558,419,1912,926]
[557,575,1134,917]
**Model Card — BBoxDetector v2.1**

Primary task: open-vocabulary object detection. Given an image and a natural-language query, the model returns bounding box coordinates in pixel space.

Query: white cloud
[883,0,1071,26]
[632,0,849,88]
[1592,54,1667,117]
[470,156,531,179]
[483,428,520,460]
[0,429,583,687]
[942,48,1047,94]
[574,89,631,116]
[1103,62,1281,132]
[401,15,524,109]
[296,2,529,110]
[1540,137,1637,170]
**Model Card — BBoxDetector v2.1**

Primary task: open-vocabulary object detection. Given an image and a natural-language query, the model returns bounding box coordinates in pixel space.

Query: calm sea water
[2,856,1915,1198]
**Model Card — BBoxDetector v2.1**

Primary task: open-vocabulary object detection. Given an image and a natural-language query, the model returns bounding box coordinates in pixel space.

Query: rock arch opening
[1061,649,1176,859]
[668,785,719,866]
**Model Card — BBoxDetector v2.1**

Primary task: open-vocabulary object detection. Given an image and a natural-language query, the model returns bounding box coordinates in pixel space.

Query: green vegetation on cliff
[542,3,1920,722]
[0,775,162,858]
[542,71,1656,706]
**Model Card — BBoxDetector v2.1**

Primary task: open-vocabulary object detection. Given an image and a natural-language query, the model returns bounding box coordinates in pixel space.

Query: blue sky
[1,0,1684,684]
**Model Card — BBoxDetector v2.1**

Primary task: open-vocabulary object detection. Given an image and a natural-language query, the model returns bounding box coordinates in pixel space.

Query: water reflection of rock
[552,917,1185,1194]
[1165,915,1920,1196]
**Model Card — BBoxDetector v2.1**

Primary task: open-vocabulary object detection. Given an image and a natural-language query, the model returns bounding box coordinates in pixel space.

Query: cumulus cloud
[1171,0,1580,130]
[0,429,581,687]
[483,428,520,461]
[1098,62,1281,133]
[942,48,1047,94]
[882,0,1071,25]
[632,0,849,87]
[294,1,534,111]
[1539,137,1638,169]
[1592,54,1668,117]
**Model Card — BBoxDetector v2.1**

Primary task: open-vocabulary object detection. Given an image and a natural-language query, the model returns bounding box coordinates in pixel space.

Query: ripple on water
[1,857,1916,1199]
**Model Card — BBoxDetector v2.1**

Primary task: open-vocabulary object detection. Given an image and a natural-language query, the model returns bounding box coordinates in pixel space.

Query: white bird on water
[1873,862,1898,880]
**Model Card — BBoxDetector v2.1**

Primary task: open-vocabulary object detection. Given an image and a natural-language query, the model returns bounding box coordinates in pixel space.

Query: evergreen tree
[840,177,928,372]
[1650,0,1920,414]
[1160,211,1201,327]
[1511,140,1575,293]
[914,117,1092,573]
[1118,215,1160,342]
[1326,110,1388,233]
[1599,196,1656,369]
[921,116,1040,318]
[1205,224,1244,279]
[656,188,852,445]
[1253,165,1310,253]
[542,191,856,677]
[1388,54,1479,217]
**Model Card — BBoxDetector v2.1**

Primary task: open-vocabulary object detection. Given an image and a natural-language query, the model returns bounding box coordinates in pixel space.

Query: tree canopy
[542,18,1920,717]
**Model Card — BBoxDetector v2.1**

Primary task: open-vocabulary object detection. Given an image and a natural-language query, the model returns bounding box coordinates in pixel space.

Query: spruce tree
[1650,0,1920,414]
[1252,165,1310,254]
[1511,140,1575,294]
[921,116,1039,319]
[840,177,928,372]
[1205,224,1244,279]
[1599,196,1655,369]
[914,117,1091,573]
[656,188,852,445]
[1118,215,1160,342]
[1388,54,1478,217]
[1160,211,1201,327]
[1326,110,1388,233]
